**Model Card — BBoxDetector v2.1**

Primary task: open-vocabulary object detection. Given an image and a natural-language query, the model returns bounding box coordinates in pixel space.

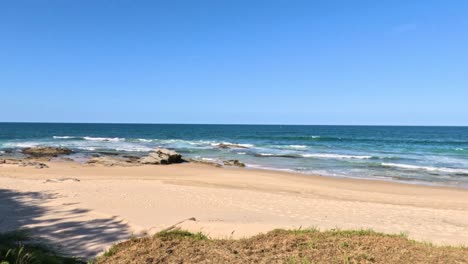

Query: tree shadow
[0,188,132,260]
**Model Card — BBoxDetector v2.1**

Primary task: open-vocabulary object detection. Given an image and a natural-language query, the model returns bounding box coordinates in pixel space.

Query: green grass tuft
[155,230,208,241]
[0,230,83,264]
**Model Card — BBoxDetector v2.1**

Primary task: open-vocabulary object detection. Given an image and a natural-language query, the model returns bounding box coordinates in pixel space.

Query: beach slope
[1,161,468,258]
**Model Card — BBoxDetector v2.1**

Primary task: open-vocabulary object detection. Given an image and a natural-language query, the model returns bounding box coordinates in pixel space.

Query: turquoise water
[1,123,468,187]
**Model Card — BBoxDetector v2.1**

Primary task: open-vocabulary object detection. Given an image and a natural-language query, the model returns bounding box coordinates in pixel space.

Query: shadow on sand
[0,188,131,260]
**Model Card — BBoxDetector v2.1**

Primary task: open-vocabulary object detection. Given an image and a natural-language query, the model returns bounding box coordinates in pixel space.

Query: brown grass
[95,229,468,264]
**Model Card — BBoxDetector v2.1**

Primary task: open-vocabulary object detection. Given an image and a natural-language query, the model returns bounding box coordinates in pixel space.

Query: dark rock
[57,157,74,162]
[96,151,120,156]
[123,156,141,162]
[22,147,73,157]
[1,149,14,154]
[215,143,249,149]
[139,148,183,165]
[223,160,246,167]
[1,158,21,165]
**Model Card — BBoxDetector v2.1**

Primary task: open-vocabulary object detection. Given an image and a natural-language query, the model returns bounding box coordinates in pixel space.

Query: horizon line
[0,121,467,127]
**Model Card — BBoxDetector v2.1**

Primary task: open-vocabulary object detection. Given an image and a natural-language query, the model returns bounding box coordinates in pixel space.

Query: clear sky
[1,1,467,125]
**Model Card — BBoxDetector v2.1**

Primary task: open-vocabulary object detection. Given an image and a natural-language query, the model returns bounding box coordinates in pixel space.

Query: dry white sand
[1,161,468,259]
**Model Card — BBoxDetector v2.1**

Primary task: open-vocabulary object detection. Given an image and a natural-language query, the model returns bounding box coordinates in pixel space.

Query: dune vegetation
[95,228,468,264]
[0,230,81,264]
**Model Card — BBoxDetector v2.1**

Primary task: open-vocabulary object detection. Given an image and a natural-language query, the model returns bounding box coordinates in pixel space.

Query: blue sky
[1,1,467,125]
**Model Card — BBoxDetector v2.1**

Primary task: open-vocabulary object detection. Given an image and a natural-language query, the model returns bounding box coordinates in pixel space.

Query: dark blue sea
[1,123,468,187]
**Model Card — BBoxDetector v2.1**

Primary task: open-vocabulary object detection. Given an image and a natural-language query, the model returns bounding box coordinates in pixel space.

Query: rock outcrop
[19,161,49,169]
[1,158,48,169]
[223,159,246,167]
[0,158,21,165]
[87,156,135,167]
[22,147,73,157]
[189,159,223,168]
[139,148,183,165]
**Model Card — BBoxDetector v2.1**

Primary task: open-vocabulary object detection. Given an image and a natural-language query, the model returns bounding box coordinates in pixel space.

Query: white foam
[114,147,153,152]
[5,142,41,148]
[158,139,211,147]
[455,148,464,151]
[310,136,321,139]
[381,163,468,174]
[79,147,97,151]
[137,139,153,143]
[83,137,124,142]
[302,153,373,159]
[290,145,307,148]
[53,136,77,139]
[274,145,308,150]
[237,152,246,155]
[201,157,217,161]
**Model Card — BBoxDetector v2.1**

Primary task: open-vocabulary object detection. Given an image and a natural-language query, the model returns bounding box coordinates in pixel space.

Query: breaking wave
[302,153,374,159]
[381,163,468,175]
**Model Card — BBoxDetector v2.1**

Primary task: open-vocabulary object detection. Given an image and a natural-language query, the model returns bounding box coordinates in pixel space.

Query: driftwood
[159,217,197,232]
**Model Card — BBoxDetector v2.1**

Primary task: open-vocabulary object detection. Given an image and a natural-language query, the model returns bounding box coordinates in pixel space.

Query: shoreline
[242,164,468,190]
[1,160,468,258]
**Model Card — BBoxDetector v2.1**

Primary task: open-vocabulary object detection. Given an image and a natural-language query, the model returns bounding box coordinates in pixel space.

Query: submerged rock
[139,148,183,165]
[215,143,249,149]
[22,147,73,157]
[223,159,246,167]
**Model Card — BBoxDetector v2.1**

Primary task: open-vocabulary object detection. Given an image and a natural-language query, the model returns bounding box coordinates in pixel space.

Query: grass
[0,230,83,264]
[94,228,468,264]
[155,230,208,241]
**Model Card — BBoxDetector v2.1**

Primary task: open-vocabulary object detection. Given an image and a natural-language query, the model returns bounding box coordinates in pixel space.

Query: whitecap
[455,148,465,151]
[381,163,468,174]
[53,136,77,139]
[136,139,153,143]
[302,153,373,159]
[276,145,308,150]
[155,139,214,150]
[79,147,97,151]
[237,152,246,155]
[289,145,307,149]
[83,137,124,142]
[5,142,41,148]
[114,146,153,152]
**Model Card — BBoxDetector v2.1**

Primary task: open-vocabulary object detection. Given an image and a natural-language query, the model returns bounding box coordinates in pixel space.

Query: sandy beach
[1,161,468,259]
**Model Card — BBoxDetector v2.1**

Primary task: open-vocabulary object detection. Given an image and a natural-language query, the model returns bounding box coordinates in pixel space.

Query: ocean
[1,123,468,187]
